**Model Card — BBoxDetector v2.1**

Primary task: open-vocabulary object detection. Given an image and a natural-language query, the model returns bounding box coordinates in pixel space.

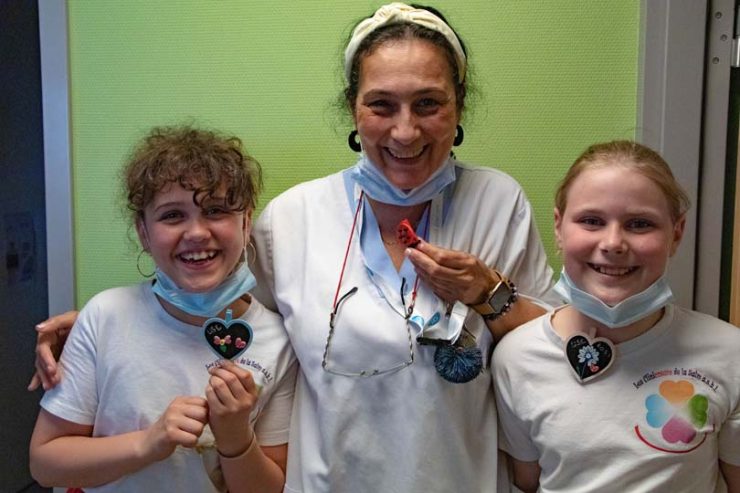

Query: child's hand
[206,360,259,457]
[142,396,208,462]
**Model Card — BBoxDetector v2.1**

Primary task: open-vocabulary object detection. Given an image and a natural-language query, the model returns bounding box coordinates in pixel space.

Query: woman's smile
[385,145,426,160]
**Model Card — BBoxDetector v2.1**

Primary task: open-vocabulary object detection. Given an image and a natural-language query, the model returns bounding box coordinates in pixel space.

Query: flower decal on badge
[578,345,600,371]
[564,333,614,382]
[635,379,711,453]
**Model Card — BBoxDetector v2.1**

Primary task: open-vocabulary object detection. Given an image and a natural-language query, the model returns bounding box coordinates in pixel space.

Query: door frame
[639,0,735,317]
[39,0,75,313]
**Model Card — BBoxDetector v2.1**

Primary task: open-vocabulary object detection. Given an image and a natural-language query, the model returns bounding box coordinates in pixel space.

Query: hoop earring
[453,125,464,147]
[136,250,155,278]
[246,241,257,265]
[348,130,362,152]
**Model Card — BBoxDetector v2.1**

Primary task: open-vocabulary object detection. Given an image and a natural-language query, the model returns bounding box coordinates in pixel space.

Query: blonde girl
[494,140,740,492]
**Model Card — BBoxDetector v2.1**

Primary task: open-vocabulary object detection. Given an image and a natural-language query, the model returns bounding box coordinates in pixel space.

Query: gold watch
[468,271,518,321]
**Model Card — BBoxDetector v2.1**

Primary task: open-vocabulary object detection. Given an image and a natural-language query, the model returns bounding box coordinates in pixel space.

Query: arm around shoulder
[469,268,547,342]
[28,310,80,391]
[486,295,546,342]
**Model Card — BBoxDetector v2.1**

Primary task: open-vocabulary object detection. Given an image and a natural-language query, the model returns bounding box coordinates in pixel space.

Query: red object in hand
[396,219,421,248]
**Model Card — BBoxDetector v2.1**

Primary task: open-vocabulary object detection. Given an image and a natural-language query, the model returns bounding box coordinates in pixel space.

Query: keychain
[203,309,253,360]
[397,218,482,383]
[397,218,421,248]
[564,328,615,383]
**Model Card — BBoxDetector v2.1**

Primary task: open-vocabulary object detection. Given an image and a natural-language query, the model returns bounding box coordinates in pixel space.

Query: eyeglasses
[323,191,421,377]
[321,281,416,377]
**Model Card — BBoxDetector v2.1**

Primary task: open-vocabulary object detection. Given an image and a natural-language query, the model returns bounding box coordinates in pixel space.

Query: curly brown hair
[123,125,262,223]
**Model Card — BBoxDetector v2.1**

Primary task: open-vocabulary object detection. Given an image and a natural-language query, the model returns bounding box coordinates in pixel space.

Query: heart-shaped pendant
[203,309,253,360]
[564,332,615,383]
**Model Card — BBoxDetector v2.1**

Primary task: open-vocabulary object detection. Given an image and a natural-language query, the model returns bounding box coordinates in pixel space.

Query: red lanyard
[331,191,420,321]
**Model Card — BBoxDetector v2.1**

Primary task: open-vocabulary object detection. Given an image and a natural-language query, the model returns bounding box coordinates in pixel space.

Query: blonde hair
[555,140,690,222]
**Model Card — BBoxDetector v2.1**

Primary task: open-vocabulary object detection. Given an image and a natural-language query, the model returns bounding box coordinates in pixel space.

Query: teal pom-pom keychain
[433,338,483,383]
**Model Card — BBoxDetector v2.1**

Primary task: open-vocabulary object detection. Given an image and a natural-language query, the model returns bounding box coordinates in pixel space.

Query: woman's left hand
[405,240,496,305]
[205,360,259,457]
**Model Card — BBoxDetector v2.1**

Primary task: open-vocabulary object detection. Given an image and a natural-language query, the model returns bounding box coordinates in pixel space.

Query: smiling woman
[247,4,557,492]
[353,39,459,190]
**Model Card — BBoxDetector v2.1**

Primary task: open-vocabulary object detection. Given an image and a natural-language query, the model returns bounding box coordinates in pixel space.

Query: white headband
[344,2,466,83]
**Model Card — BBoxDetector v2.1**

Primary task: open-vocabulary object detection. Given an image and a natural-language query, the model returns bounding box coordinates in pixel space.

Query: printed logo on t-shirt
[632,368,717,453]
[204,356,274,385]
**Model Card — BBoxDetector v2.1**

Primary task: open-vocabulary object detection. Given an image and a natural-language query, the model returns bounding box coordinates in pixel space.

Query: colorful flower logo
[635,379,710,453]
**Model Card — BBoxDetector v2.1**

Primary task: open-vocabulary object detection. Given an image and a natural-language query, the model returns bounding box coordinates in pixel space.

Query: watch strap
[468,271,518,321]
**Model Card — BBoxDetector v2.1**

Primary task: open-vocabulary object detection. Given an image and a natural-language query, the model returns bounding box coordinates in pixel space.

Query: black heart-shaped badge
[203,317,253,360]
[564,333,615,383]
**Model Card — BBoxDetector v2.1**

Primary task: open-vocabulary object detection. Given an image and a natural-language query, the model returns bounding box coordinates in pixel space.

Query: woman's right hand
[27,311,79,391]
[140,396,209,463]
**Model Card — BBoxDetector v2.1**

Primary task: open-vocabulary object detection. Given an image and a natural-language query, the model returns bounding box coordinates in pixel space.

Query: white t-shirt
[253,162,555,493]
[41,282,297,493]
[493,304,740,493]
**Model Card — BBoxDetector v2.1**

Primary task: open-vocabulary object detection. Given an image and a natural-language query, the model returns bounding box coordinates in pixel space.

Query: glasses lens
[323,288,413,377]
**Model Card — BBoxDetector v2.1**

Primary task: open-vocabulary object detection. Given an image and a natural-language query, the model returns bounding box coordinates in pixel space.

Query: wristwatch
[468,270,518,321]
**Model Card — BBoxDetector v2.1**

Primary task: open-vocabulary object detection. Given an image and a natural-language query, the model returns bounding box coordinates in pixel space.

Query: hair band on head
[344,2,466,83]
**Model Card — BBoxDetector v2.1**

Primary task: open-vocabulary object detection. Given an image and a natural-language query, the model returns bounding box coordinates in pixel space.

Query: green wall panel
[68,0,639,305]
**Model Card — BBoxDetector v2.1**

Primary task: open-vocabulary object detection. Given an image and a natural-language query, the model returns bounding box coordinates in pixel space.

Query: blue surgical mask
[350,155,456,206]
[152,261,257,318]
[552,268,673,329]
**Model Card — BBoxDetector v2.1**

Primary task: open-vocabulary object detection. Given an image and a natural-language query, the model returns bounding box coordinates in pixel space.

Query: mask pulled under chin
[552,268,673,329]
[151,261,257,318]
[349,155,456,206]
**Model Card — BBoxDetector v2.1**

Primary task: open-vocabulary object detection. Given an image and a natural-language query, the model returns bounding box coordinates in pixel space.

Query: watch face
[489,283,512,311]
